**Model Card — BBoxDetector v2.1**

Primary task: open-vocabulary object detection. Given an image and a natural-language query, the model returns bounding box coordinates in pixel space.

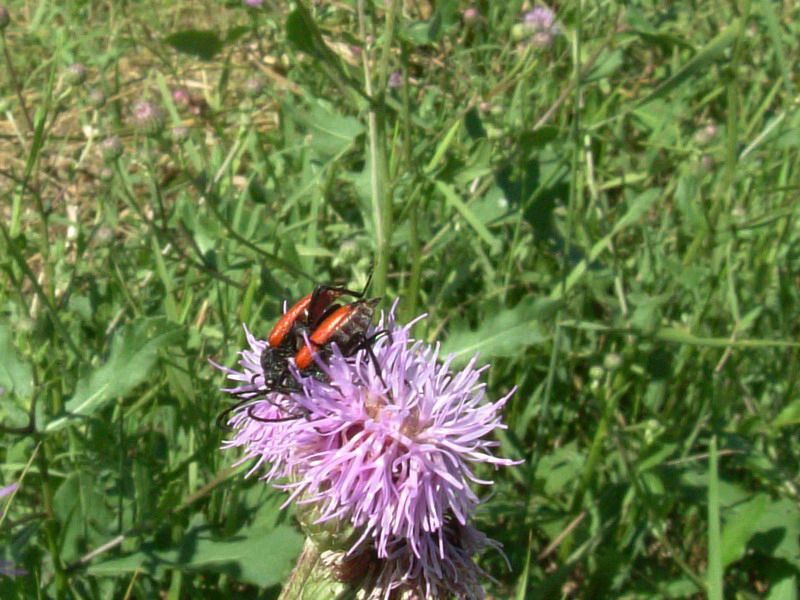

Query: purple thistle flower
[217,305,518,562]
[523,6,556,30]
[0,482,18,499]
[388,70,403,89]
[521,5,560,47]
[1,482,26,577]
[244,0,264,6]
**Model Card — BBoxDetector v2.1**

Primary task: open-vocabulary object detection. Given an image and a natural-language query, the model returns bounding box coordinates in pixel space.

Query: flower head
[388,70,403,89]
[244,0,264,7]
[218,305,518,561]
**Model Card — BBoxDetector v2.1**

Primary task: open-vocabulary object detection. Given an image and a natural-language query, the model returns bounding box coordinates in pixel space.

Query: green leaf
[0,323,32,399]
[88,521,303,588]
[435,181,501,253]
[45,318,183,432]
[164,30,223,61]
[305,105,365,157]
[721,494,771,567]
[441,297,556,365]
[772,400,800,428]
[636,18,742,107]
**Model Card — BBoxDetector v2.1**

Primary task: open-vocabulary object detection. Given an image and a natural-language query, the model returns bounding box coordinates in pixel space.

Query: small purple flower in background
[244,0,264,7]
[217,303,518,597]
[522,5,560,47]
[243,76,265,99]
[171,88,190,109]
[462,7,480,25]
[388,70,403,89]
[1,482,26,577]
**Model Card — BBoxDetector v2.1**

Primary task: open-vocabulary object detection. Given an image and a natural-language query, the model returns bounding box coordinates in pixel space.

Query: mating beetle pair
[218,276,386,427]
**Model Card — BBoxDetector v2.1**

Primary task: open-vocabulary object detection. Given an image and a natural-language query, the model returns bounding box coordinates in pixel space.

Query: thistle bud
[101,136,123,162]
[0,6,10,30]
[131,100,165,135]
[65,63,87,86]
[243,76,265,99]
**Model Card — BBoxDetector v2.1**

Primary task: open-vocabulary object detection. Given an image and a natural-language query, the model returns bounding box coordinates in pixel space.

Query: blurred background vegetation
[1,0,799,598]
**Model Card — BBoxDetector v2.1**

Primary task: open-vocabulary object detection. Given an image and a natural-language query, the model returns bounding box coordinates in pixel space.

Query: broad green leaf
[749,498,800,566]
[45,318,183,432]
[164,30,223,61]
[0,323,32,398]
[441,297,557,365]
[88,522,303,588]
[721,494,771,567]
[772,400,800,428]
[305,105,365,157]
[435,181,501,253]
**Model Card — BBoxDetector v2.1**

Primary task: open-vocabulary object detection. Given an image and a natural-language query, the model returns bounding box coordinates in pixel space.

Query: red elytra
[294,298,381,370]
[261,280,371,389]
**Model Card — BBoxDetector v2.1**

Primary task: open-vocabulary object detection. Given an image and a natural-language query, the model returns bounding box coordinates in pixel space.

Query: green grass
[1,0,800,598]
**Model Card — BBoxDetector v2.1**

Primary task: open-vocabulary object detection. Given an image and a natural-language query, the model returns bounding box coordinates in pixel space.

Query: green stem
[357,0,392,298]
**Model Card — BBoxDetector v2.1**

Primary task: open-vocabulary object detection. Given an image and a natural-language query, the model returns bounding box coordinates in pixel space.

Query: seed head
[0,6,10,30]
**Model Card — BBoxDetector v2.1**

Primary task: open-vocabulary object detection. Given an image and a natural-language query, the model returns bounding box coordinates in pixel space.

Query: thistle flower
[171,88,190,109]
[388,70,403,89]
[218,306,518,564]
[244,0,264,7]
[462,7,480,25]
[520,5,560,47]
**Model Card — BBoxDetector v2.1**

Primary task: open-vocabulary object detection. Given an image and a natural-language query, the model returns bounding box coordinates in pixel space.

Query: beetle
[260,277,373,390]
[294,298,382,370]
[218,276,378,429]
